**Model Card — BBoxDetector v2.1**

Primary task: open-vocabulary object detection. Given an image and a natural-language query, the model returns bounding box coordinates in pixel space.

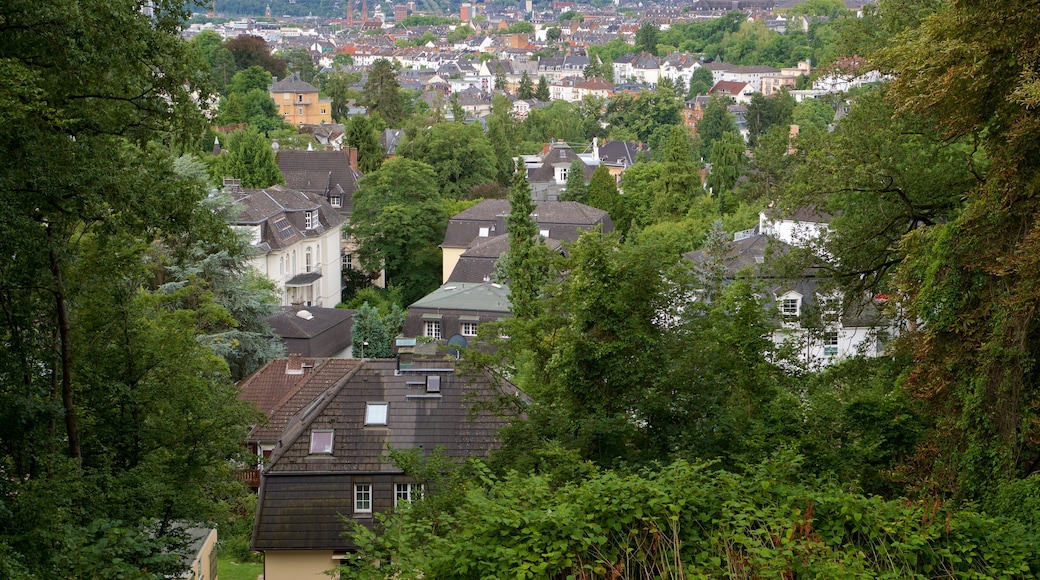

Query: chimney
[286,353,304,375]
[593,137,599,161]
[348,147,359,171]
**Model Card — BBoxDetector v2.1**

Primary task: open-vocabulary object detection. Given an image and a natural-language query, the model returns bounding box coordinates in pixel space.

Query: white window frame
[460,322,478,337]
[309,430,334,454]
[330,195,342,208]
[365,402,389,426]
[780,298,800,318]
[424,320,442,340]
[394,483,423,507]
[478,226,490,237]
[305,246,313,272]
[354,483,372,513]
[305,210,318,229]
[823,331,839,357]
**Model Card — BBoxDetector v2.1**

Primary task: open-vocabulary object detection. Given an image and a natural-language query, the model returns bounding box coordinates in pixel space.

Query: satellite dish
[446,334,468,358]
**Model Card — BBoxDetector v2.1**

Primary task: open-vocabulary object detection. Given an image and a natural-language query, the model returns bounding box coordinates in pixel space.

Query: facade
[683,210,892,368]
[269,72,333,126]
[230,184,344,308]
[249,358,527,579]
[404,281,513,340]
[524,141,598,201]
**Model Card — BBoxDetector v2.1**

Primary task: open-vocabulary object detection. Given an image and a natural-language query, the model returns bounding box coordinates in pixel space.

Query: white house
[229,183,344,308]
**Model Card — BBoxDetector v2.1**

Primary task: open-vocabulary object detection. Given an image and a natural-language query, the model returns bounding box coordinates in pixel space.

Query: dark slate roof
[268,306,354,340]
[276,150,362,216]
[448,235,564,283]
[251,359,526,551]
[596,140,646,167]
[230,185,345,252]
[270,72,320,94]
[526,142,596,185]
[442,199,613,249]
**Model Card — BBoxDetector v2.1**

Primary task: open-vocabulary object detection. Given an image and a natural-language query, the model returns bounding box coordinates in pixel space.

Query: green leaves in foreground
[344,454,1039,580]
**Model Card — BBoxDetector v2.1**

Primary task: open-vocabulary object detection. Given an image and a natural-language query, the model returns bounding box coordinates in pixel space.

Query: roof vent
[297,309,314,320]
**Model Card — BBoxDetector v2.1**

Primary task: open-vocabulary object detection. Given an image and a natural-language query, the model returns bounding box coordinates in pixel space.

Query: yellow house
[269,73,332,126]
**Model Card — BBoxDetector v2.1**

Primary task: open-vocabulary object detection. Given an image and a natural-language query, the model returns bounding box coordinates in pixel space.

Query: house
[229,183,343,308]
[404,281,513,341]
[446,234,565,284]
[276,148,362,218]
[249,357,527,580]
[682,209,892,368]
[591,138,647,181]
[440,199,613,283]
[524,141,598,201]
[175,526,218,580]
[269,73,333,126]
[267,305,354,358]
[708,80,755,104]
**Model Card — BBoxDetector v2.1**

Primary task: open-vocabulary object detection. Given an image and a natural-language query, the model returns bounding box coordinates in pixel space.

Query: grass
[218,556,263,580]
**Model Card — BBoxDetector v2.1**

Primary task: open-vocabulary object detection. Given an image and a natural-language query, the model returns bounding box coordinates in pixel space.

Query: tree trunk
[49,244,80,462]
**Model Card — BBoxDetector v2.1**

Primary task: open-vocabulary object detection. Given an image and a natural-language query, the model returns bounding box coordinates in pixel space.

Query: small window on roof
[309,430,334,454]
[478,226,490,237]
[366,402,388,426]
[539,229,550,238]
[274,217,294,240]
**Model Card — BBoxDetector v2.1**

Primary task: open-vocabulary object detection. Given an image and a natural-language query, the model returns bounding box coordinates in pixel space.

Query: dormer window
[305,210,318,229]
[780,298,800,317]
[309,430,334,454]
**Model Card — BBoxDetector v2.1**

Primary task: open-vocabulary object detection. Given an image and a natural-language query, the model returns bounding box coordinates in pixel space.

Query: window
[824,332,839,357]
[461,322,478,336]
[305,247,313,272]
[365,402,388,426]
[559,167,569,182]
[342,252,352,270]
[424,320,441,340]
[298,94,304,103]
[478,226,490,237]
[354,484,372,513]
[395,483,422,506]
[309,430,334,454]
[305,210,318,229]
[539,229,550,238]
[298,107,304,115]
[780,298,800,318]
[321,108,327,115]
[274,217,294,240]
[330,195,342,208]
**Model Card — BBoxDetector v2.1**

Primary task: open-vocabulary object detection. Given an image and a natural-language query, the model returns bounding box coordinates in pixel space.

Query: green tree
[535,75,551,101]
[517,71,534,99]
[587,164,626,233]
[399,122,497,199]
[546,26,562,43]
[345,114,384,173]
[487,94,519,185]
[706,131,746,212]
[791,96,835,132]
[687,66,715,97]
[697,94,738,160]
[635,22,661,55]
[0,0,261,572]
[351,302,406,358]
[347,158,447,304]
[504,168,543,319]
[279,46,317,84]
[224,34,287,78]
[229,65,273,94]
[362,59,406,127]
[561,158,588,203]
[212,127,284,188]
[604,87,682,143]
[493,62,508,92]
[745,89,795,147]
[318,69,362,122]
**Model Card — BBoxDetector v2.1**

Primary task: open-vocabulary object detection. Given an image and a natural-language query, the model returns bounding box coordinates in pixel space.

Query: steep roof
[269,72,320,94]
[276,149,362,215]
[251,359,526,551]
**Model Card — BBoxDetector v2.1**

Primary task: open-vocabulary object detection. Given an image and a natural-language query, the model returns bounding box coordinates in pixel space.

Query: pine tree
[535,75,551,101]
[561,158,588,203]
[505,166,540,318]
[518,71,534,99]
